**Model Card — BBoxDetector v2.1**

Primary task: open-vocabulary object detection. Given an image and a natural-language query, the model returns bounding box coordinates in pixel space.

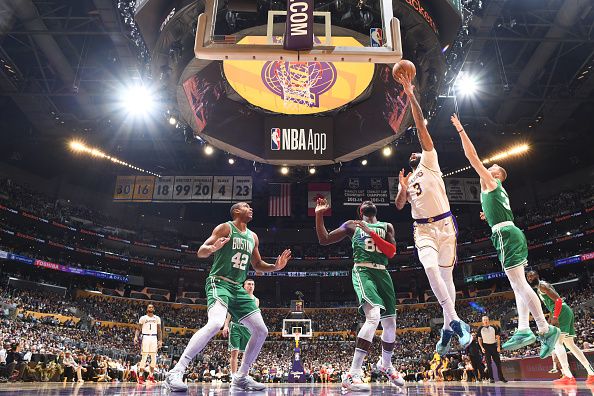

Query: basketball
[392,59,416,81]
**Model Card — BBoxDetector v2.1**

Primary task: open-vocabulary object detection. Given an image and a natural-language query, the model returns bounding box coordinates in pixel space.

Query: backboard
[194,0,402,63]
[282,319,313,338]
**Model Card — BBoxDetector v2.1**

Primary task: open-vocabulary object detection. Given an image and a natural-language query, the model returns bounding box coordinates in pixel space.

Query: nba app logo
[271,128,281,150]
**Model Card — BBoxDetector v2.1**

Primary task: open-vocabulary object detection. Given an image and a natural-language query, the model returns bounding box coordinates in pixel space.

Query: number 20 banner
[113,175,252,203]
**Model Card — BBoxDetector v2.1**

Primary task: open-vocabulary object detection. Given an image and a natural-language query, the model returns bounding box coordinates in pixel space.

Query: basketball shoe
[137,375,144,385]
[553,376,576,385]
[341,372,370,393]
[503,328,537,351]
[538,326,561,359]
[586,375,594,384]
[376,358,405,387]
[231,374,266,391]
[436,329,455,356]
[162,370,187,392]
[147,375,157,384]
[450,320,472,348]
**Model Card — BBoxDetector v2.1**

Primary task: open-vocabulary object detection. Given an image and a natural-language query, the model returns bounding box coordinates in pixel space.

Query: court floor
[0,381,592,395]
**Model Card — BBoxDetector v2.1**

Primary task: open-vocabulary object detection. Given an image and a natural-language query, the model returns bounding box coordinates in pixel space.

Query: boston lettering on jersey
[355,227,386,239]
[232,237,254,253]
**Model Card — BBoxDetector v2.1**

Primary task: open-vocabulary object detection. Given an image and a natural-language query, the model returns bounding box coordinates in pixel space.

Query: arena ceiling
[0,0,593,183]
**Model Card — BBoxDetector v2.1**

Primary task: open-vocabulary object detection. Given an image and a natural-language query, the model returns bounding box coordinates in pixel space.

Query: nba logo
[370,28,383,47]
[271,128,281,150]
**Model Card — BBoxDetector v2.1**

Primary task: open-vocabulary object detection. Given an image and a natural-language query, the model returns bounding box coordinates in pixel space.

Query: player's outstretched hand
[451,113,463,132]
[397,73,414,96]
[399,168,412,189]
[315,197,330,215]
[273,249,292,271]
[211,237,230,253]
[222,325,230,338]
[353,220,372,235]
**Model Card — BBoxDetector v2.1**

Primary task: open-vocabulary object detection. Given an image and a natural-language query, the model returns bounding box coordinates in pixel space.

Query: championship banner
[308,183,331,216]
[343,177,390,206]
[444,178,481,202]
[283,0,313,51]
[113,176,252,203]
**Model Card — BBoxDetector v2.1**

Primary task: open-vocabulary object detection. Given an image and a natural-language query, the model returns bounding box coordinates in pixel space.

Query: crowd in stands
[1,277,593,383]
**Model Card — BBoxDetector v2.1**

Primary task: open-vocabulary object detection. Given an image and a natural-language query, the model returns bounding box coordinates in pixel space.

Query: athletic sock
[350,349,367,374]
[565,338,594,375]
[514,291,530,331]
[381,349,393,367]
[505,266,549,334]
[425,266,459,330]
[555,339,573,378]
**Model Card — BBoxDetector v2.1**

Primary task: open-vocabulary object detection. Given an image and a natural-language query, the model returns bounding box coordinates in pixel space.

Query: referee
[477,316,507,383]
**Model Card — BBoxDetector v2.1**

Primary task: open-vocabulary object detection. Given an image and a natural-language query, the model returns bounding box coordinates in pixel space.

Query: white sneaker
[231,374,265,391]
[341,372,370,393]
[162,370,187,392]
[376,359,405,387]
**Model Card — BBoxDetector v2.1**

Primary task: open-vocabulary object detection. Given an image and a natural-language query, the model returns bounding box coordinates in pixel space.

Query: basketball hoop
[272,61,325,110]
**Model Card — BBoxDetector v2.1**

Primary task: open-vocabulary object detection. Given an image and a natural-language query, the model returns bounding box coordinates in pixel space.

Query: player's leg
[415,224,459,337]
[552,333,576,384]
[138,352,148,384]
[164,300,227,391]
[502,292,536,350]
[234,312,267,390]
[560,310,594,379]
[230,350,240,374]
[563,337,594,377]
[550,351,559,373]
[148,353,157,383]
[344,302,379,392]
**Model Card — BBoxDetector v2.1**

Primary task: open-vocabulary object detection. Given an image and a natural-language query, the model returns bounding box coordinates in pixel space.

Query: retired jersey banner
[308,183,331,216]
[343,177,390,206]
[113,176,252,203]
[444,178,481,202]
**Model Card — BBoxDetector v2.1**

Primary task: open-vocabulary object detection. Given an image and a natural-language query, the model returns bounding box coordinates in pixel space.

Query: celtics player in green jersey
[451,113,560,359]
[163,202,291,392]
[222,278,259,375]
[315,199,404,393]
[527,270,594,385]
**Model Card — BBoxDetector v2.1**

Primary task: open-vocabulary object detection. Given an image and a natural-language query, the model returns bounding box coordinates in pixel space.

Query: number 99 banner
[113,175,252,203]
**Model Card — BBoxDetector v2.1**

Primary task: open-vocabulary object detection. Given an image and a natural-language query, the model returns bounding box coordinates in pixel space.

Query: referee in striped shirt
[477,316,507,383]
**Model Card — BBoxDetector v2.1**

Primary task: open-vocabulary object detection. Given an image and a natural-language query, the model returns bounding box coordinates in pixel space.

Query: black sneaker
[501,378,508,383]
[490,379,495,383]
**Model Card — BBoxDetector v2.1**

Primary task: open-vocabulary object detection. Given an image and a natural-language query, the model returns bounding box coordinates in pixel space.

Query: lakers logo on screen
[223,37,374,115]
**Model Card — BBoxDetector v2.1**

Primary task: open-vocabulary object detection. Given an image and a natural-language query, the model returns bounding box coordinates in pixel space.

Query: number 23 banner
[113,175,252,203]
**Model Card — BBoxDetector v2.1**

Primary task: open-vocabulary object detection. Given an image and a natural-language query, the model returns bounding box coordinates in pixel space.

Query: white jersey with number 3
[401,149,450,219]
[139,315,161,335]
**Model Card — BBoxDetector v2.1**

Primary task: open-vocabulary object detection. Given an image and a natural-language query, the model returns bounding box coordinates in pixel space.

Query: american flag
[268,183,291,217]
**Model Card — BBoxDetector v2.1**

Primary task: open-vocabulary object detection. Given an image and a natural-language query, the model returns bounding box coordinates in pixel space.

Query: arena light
[361,159,368,166]
[280,166,289,175]
[204,145,214,155]
[382,146,392,157]
[443,143,530,177]
[228,158,235,165]
[168,116,177,125]
[309,167,316,175]
[68,140,160,177]
[456,72,479,96]
[121,85,156,116]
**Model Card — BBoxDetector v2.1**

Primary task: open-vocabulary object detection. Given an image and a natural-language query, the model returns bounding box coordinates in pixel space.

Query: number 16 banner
[308,183,332,216]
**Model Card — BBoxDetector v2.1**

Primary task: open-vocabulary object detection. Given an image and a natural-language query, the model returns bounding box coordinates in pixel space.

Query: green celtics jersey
[480,179,514,228]
[537,281,569,313]
[352,221,389,265]
[209,221,255,283]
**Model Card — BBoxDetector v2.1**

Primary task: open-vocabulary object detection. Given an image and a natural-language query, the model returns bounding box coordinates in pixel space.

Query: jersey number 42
[231,252,249,270]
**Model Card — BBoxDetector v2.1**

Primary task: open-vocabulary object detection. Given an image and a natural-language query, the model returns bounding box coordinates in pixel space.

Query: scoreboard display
[113,175,252,203]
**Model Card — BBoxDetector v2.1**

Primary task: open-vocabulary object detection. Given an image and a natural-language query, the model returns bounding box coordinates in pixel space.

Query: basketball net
[273,61,324,110]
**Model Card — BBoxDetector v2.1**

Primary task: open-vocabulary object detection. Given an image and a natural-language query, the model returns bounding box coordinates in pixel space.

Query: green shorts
[352,266,396,318]
[491,224,528,270]
[205,276,260,322]
[228,322,251,352]
[557,305,575,337]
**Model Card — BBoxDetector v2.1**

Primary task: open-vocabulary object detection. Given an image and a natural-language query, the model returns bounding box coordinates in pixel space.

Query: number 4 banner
[212,176,233,201]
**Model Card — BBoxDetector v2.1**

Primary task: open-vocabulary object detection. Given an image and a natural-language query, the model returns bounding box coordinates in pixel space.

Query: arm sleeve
[553,298,563,318]
[369,231,396,258]
[495,326,500,336]
[420,149,440,172]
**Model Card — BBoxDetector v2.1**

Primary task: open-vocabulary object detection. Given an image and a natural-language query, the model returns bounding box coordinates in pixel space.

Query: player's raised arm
[398,74,433,151]
[315,198,353,245]
[250,232,291,273]
[353,220,397,258]
[451,114,497,191]
[197,223,231,258]
[395,169,411,210]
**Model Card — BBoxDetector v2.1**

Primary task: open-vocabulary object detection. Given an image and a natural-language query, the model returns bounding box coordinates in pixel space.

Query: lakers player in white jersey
[394,73,471,355]
[134,304,162,384]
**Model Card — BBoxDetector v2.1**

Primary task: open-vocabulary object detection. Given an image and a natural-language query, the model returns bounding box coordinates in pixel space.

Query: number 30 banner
[113,175,252,203]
